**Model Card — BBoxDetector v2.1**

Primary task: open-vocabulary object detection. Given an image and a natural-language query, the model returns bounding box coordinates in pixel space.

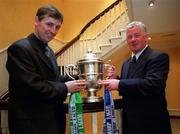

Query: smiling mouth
[47,35,54,39]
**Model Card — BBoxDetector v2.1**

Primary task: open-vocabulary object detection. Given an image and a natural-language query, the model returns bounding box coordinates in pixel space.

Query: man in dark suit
[6,4,86,134]
[102,21,172,134]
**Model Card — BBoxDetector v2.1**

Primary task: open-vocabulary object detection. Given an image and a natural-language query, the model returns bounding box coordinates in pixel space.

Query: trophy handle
[66,64,78,80]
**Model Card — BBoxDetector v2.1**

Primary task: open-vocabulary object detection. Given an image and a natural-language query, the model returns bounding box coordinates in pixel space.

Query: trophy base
[83,96,103,103]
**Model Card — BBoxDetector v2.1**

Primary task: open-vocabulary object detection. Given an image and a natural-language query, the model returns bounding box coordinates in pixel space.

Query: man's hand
[99,79,120,91]
[104,64,118,79]
[65,80,87,93]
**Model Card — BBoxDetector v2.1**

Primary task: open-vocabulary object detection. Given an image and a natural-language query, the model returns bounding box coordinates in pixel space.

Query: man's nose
[131,35,136,40]
[50,27,58,34]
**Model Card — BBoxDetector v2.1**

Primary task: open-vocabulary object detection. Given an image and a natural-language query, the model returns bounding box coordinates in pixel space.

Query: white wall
[126,0,180,33]
[0,49,9,94]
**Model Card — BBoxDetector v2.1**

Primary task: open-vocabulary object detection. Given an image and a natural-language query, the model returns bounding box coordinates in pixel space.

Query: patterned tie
[44,46,51,58]
[45,46,58,71]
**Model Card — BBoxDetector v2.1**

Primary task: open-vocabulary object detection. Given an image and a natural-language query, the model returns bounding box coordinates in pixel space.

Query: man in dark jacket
[6,4,86,134]
[102,21,172,134]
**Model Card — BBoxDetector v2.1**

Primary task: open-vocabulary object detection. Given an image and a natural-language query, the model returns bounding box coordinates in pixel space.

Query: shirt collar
[131,45,148,60]
[30,33,48,51]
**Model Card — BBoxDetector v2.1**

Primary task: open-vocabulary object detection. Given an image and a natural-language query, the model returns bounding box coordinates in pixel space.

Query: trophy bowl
[66,49,104,102]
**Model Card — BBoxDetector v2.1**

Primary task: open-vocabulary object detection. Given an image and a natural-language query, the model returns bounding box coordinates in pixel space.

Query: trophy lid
[78,48,103,63]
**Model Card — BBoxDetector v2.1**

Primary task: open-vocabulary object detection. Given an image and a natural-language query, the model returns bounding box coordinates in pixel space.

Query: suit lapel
[35,47,59,74]
[126,47,151,78]
[37,50,54,70]
[127,61,139,78]
[26,34,55,72]
[123,58,131,78]
[47,49,59,74]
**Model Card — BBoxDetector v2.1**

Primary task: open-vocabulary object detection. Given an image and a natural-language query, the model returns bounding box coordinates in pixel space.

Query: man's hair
[36,4,63,22]
[126,21,147,33]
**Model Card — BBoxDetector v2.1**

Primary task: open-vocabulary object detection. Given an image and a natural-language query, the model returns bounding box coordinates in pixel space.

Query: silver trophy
[66,48,104,102]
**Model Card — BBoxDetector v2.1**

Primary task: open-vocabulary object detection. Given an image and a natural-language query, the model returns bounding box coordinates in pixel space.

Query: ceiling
[125,0,180,49]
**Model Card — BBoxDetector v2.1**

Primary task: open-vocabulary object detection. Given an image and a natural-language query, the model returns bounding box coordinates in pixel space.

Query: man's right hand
[65,80,87,93]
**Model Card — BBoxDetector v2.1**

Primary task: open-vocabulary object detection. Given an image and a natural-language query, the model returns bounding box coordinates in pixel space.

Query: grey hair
[126,21,147,33]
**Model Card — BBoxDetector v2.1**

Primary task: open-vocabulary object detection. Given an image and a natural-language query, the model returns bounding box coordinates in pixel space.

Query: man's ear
[34,16,39,26]
[145,33,149,41]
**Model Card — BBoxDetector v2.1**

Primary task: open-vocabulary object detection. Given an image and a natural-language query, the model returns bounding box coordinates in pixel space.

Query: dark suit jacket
[6,33,70,134]
[119,47,171,134]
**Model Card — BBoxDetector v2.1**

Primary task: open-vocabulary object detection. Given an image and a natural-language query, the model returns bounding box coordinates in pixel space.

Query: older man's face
[126,26,148,54]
